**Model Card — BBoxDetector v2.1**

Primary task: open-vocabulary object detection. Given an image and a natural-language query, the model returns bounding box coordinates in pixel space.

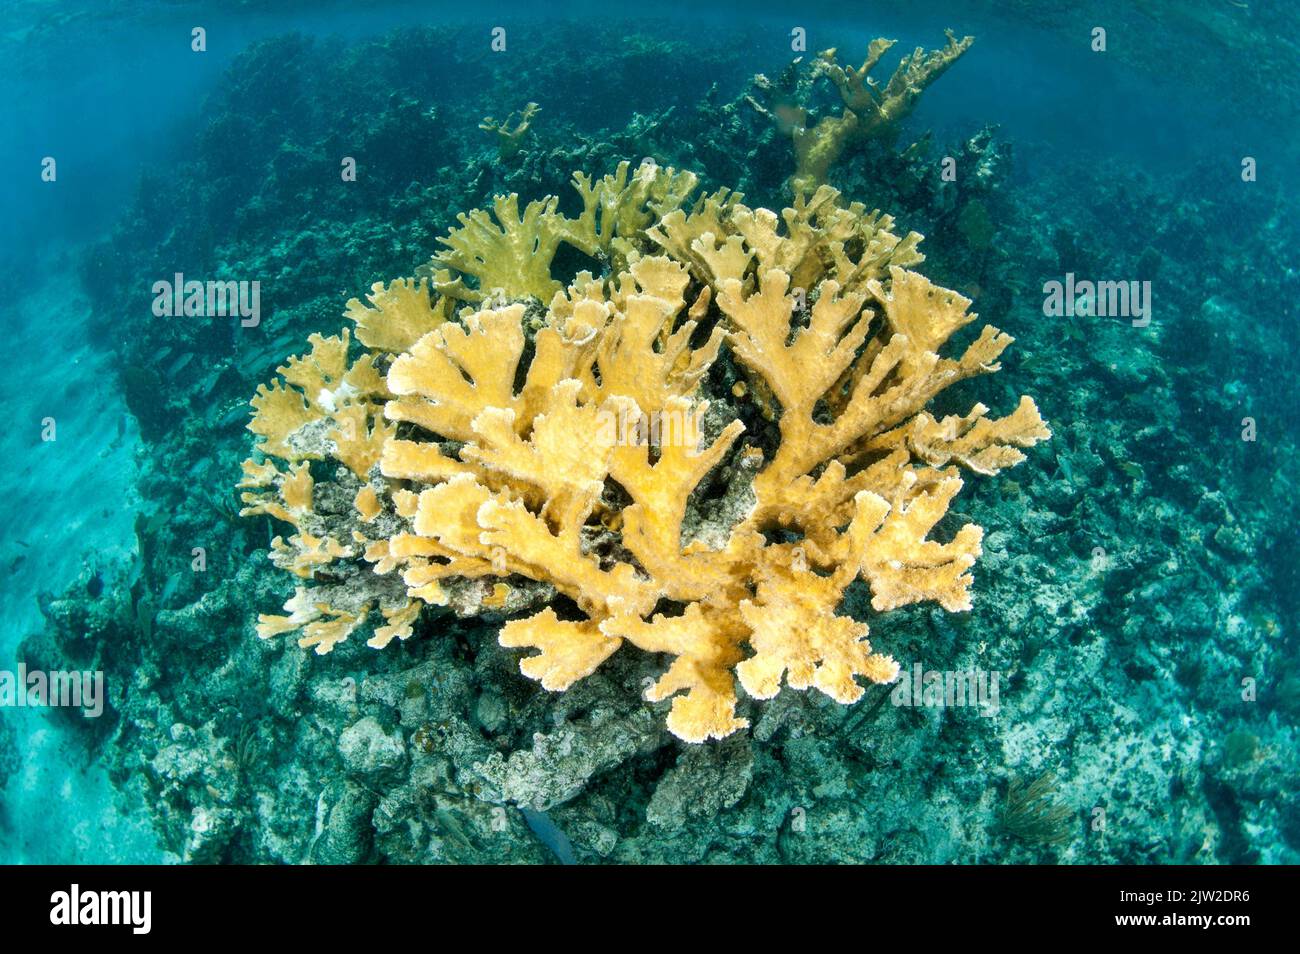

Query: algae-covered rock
[474,705,662,811]
[310,779,377,865]
[338,716,407,785]
[647,736,754,828]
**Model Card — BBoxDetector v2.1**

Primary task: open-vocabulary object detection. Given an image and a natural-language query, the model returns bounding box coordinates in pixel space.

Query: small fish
[135,597,155,640]
[160,571,181,606]
[1057,453,1075,483]
[520,807,576,865]
[433,808,474,855]
[219,404,252,429]
[166,352,195,379]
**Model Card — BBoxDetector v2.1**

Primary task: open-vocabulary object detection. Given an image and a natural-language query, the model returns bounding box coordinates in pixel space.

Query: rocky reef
[17,22,1299,864]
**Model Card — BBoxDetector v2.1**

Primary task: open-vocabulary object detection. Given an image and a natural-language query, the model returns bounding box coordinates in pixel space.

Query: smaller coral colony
[237,33,1049,743]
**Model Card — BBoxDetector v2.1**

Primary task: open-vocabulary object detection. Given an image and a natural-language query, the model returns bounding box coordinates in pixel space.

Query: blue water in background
[1,0,1296,863]
[6,0,1293,265]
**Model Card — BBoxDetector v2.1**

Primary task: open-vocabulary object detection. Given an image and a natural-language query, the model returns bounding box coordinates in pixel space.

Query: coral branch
[752,30,975,191]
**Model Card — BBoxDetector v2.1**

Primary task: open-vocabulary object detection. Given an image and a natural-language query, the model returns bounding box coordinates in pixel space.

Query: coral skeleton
[239,160,1048,742]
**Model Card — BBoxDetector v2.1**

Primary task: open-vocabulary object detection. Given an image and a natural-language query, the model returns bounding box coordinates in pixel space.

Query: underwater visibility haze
[0,0,1297,868]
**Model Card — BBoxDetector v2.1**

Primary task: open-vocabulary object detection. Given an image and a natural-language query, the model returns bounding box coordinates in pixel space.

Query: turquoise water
[1,0,1296,864]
